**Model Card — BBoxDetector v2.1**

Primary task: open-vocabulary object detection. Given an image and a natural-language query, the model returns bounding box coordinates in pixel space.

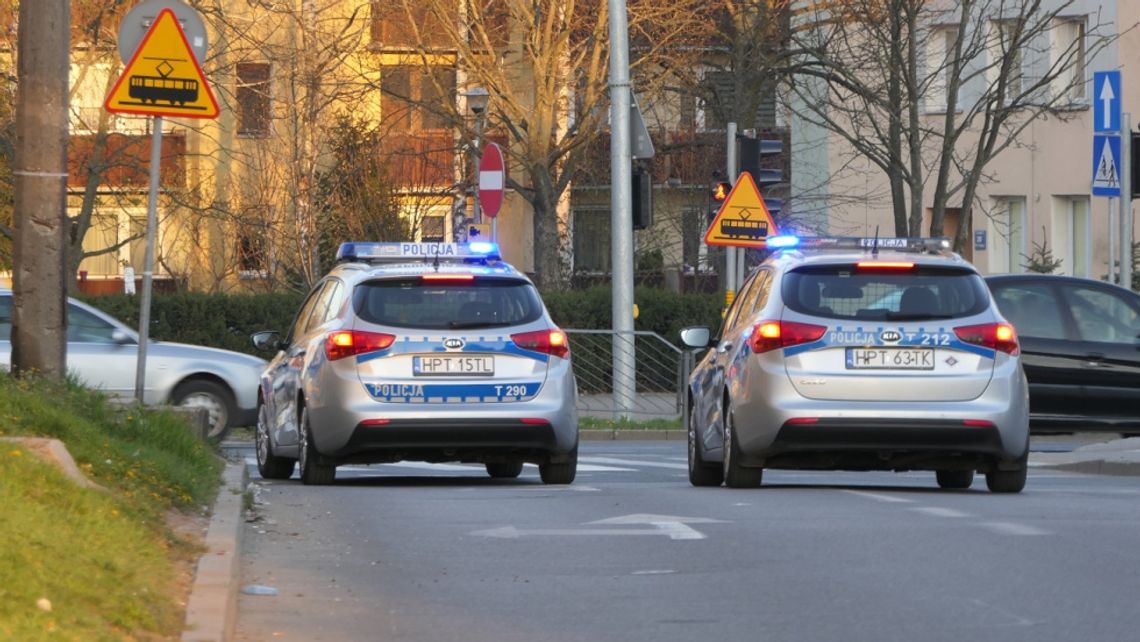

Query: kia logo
[443,338,465,350]
[880,330,902,343]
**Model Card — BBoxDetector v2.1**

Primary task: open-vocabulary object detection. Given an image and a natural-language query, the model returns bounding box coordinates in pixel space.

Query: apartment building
[790,0,1138,280]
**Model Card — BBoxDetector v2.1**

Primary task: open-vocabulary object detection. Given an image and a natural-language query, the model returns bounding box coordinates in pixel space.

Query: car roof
[328,241,532,285]
[760,236,974,273]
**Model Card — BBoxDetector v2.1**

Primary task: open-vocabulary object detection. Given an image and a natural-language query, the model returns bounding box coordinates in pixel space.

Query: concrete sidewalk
[192,433,1140,640]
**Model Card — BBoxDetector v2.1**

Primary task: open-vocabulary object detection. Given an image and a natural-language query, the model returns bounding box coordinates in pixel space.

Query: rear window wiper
[447,320,514,329]
[885,312,956,321]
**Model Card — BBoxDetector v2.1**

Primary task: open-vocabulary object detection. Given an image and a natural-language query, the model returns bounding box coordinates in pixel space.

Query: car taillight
[511,328,570,359]
[749,321,827,354]
[953,323,1019,356]
[325,330,396,361]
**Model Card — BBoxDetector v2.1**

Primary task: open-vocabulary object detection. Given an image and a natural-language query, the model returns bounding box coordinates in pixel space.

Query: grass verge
[579,416,682,431]
[0,372,224,641]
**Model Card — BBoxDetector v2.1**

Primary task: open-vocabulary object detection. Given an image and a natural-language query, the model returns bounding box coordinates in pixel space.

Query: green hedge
[80,291,304,356]
[81,287,722,356]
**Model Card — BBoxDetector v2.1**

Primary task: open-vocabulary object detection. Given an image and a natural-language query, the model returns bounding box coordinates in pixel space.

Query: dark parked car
[985,274,1140,433]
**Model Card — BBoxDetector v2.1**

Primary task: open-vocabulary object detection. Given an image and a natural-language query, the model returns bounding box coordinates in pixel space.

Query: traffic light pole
[608,0,636,419]
[725,122,737,305]
[1123,113,1133,290]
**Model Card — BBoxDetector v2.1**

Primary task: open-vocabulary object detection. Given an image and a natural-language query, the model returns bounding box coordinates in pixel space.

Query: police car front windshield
[353,278,544,330]
[782,265,990,321]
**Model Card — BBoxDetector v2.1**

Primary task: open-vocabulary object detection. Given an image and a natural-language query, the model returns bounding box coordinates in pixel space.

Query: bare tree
[373,0,711,290]
[786,0,1119,249]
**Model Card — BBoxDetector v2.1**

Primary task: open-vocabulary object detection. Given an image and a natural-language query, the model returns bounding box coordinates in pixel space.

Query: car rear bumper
[332,418,563,464]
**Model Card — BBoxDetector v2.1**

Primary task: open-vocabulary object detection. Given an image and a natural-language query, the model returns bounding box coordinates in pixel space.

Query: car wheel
[255,402,295,480]
[936,469,974,489]
[172,379,234,440]
[985,452,1027,494]
[486,461,524,479]
[298,407,336,486]
[539,445,577,485]
[723,403,762,489]
[688,403,722,487]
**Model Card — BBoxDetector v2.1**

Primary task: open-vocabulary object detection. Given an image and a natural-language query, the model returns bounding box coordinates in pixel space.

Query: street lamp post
[464,87,490,236]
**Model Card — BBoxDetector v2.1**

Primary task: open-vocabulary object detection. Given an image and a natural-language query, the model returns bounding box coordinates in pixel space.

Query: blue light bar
[771,237,951,253]
[336,242,502,263]
[766,235,800,248]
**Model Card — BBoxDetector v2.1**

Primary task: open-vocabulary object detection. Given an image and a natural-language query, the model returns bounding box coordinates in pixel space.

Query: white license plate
[845,348,934,370]
[413,355,494,376]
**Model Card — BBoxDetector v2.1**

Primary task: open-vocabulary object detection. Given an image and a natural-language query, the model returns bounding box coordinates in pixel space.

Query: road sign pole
[134,116,163,401]
[1109,198,1117,285]
[1123,113,1133,290]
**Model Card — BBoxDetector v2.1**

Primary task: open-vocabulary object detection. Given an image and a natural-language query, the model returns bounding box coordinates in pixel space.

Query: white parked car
[0,290,266,439]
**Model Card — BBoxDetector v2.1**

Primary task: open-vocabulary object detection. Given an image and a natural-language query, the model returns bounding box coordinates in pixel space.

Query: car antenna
[872,225,880,258]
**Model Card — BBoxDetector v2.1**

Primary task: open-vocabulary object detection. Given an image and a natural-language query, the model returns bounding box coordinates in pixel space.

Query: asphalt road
[229,440,1140,642]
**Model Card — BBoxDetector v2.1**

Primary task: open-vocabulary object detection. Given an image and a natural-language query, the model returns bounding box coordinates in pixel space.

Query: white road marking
[632,569,676,575]
[979,521,1051,536]
[910,506,972,519]
[582,456,688,470]
[843,490,916,503]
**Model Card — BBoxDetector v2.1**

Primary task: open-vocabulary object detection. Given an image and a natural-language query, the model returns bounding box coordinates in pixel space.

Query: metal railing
[564,329,693,421]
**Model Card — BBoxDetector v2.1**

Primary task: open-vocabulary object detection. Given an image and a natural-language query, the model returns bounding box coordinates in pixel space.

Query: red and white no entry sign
[478,143,505,219]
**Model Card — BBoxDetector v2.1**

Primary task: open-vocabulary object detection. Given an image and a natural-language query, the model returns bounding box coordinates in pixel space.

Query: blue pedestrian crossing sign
[1094,71,1122,133]
[1092,134,1122,197]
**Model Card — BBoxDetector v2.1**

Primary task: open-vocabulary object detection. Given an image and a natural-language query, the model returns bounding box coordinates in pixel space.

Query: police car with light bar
[681,236,1030,493]
[250,242,579,485]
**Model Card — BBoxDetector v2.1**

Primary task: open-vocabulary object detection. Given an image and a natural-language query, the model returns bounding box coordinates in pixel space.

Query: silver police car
[681,237,1030,493]
[250,242,579,485]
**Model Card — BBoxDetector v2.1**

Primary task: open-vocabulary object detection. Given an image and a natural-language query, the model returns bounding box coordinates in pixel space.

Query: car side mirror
[680,326,712,349]
[251,330,284,353]
[110,329,135,345]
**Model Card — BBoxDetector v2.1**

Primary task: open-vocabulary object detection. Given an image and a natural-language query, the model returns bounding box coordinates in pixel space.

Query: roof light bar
[336,242,502,263]
[770,237,952,254]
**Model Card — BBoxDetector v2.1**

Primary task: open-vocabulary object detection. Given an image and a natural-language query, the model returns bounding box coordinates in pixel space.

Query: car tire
[539,445,577,485]
[723,403,762,489]
[256,402,295,480]
[172,379,235,440]
[935,469,974,489]
[985,453,1027,494]
[486,461,524,479]
[298,407,336,486]
[688,403,722,487]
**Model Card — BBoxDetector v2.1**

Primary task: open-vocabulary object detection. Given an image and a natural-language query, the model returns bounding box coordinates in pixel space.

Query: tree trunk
[529,164,564,291]
[11,0,70,379]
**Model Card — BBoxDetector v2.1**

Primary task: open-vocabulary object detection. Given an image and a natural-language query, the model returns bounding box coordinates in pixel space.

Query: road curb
[182,457,247,642]
[1039,459,1140,477]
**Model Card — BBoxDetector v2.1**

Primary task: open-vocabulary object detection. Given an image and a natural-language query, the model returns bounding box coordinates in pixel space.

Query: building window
[989,197,1026,274]
[370,2,449,50]
[237,223,270,278]
[572,209,611,273]
[420,215,445,242]
[1052,196,1090,277]
[988,20,1023,100]
[1052,18,1086,103]
[927,27,960,111]
[381,65,457,132]
[236,62,271,138]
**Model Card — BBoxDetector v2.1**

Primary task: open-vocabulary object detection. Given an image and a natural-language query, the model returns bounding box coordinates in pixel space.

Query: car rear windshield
[353,277,545,330]
[782,264,991,321]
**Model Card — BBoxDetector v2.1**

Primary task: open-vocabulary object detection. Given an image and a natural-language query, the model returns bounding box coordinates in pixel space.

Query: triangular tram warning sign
[704,171,779,248]
[104,8,219,119]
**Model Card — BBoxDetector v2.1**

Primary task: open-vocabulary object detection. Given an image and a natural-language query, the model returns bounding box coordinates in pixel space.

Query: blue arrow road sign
[1092,134,1122,197]
[1094,71,1122,133]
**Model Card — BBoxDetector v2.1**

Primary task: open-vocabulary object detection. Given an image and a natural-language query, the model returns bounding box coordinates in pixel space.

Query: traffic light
[1132,132,1140,199]
[632,166,653,230]
[709,181,731,222]
[738,135,784,217]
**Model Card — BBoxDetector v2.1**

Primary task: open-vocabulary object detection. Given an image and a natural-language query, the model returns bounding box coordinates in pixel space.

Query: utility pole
[11,0,71,379]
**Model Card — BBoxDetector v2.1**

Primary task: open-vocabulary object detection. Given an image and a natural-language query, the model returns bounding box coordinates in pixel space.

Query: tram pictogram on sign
[104,8,219,119]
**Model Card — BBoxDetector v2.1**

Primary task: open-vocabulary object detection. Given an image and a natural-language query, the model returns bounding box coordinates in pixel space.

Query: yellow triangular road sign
[104,8,219,119]
[704,171,779,248]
